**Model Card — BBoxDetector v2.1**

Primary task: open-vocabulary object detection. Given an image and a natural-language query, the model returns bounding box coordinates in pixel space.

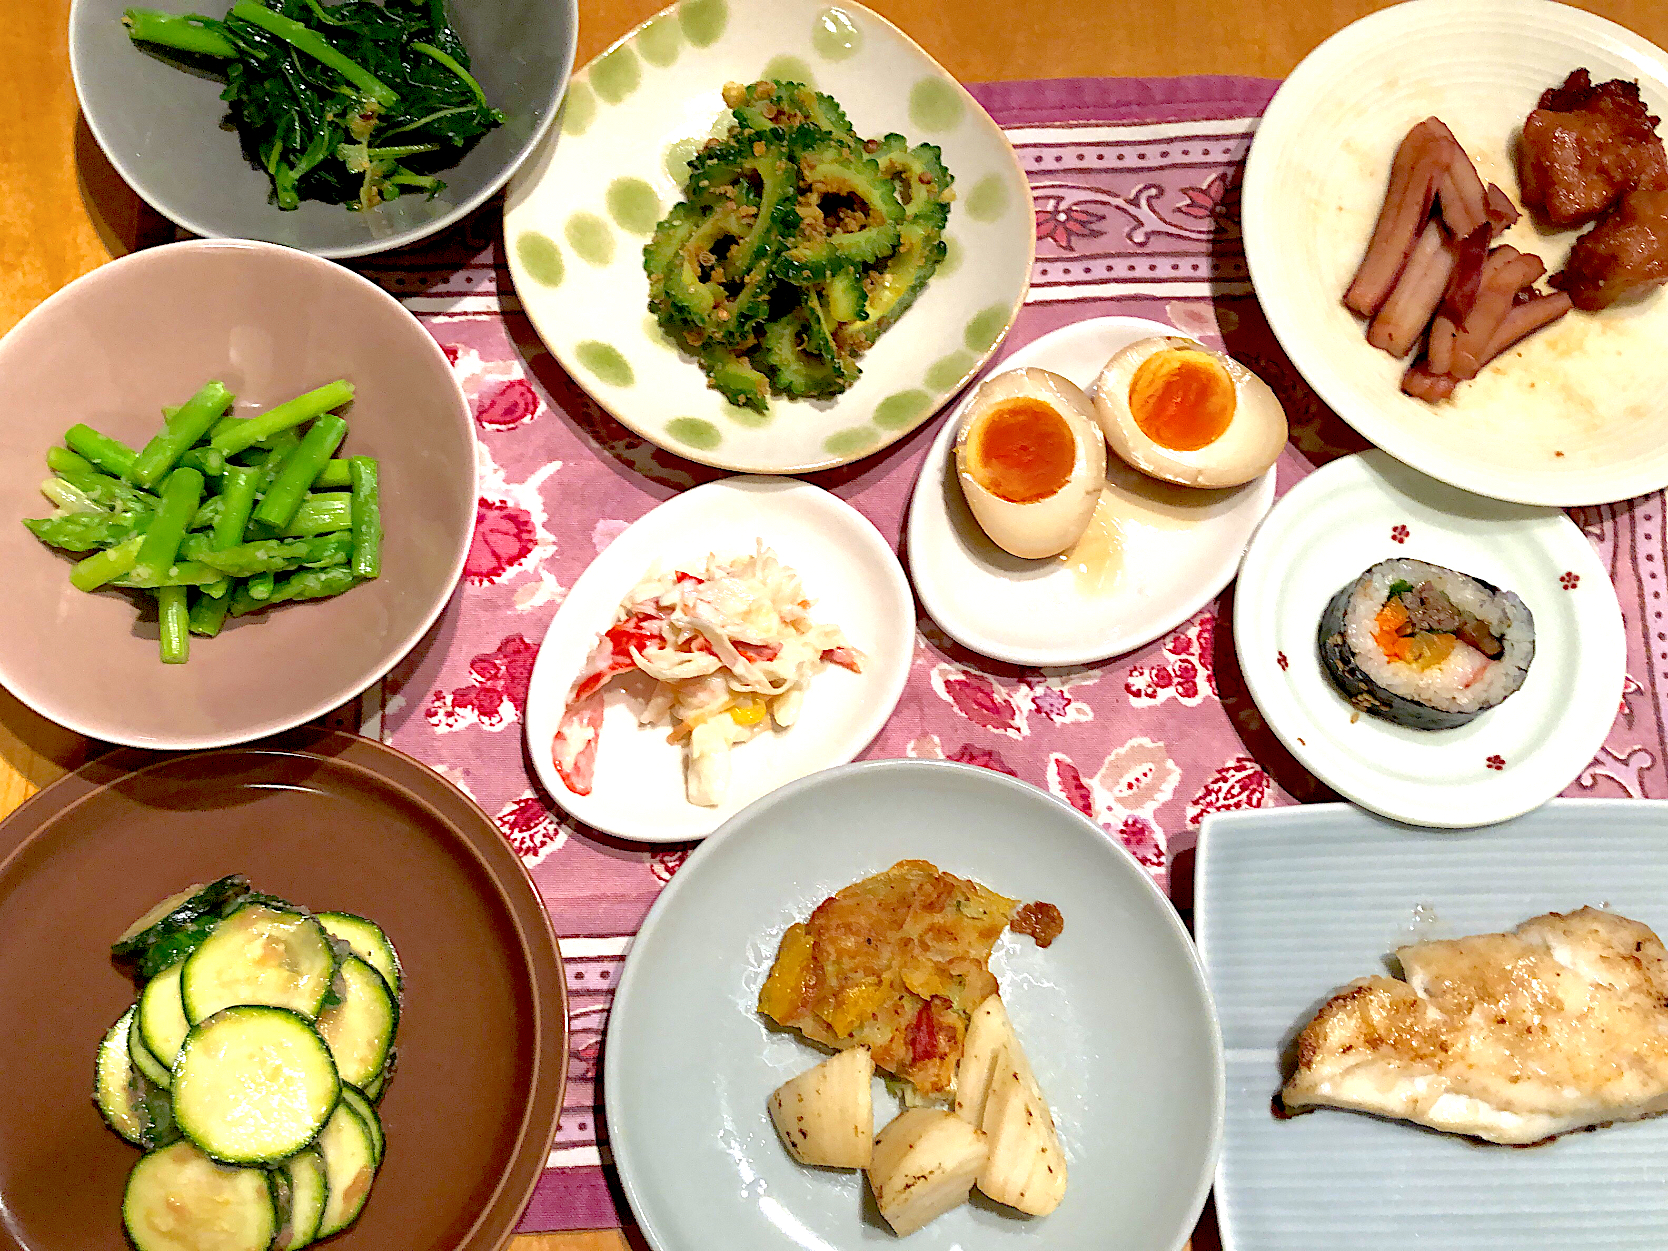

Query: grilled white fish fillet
[1282,907,1668,1144]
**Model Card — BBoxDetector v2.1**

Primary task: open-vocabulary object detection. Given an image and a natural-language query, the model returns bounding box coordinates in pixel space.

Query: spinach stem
[229,0,398,107]
[122,8,238,58]
[410,41,485,107]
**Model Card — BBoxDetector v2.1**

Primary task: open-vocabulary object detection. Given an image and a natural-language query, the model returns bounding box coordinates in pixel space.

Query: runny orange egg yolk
[966,398,1075,503]
[1127,348,1237,452]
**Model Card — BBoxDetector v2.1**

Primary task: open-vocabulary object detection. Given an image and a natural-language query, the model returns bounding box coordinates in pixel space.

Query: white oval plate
[1242,0,1668,506]
[503,0,1034,473]
[907,316,1276,667]
[1233,450,1623,828]
[523,477,913,841]
[605,758,1224,1251]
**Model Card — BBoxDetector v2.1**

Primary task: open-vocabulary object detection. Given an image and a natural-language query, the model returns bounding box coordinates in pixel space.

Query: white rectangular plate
[1197,800,1668,1251]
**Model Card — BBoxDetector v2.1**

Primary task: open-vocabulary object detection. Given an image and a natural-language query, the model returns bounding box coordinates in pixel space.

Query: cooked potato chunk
[768,1046,874,1168]
[953,995,1067,1216]
[866,1108,988,1237]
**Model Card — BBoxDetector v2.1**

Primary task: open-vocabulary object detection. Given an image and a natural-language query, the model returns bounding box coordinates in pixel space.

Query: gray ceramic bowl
[68,0,576,257]
[0,239,476,749]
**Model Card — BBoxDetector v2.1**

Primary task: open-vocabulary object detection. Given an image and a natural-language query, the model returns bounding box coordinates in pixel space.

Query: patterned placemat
[339,75,1667,1231]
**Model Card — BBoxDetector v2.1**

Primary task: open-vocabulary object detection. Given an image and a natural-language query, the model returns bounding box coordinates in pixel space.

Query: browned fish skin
[1282,908,1668,1144]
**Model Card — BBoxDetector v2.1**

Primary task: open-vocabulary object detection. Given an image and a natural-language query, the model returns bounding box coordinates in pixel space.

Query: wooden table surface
[6,0,1668,1247]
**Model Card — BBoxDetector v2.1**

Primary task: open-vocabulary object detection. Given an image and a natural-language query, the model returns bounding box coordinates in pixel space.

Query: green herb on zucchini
[100,880,402,1250]
[121,0,504,212]
[23,379,383,665]
[646,79,954,410]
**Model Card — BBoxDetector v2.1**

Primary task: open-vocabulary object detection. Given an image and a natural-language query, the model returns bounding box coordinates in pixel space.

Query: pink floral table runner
[349,75,1668,1231]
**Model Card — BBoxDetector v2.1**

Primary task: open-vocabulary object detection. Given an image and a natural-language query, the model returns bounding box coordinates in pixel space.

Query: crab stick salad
[553,543,864,806]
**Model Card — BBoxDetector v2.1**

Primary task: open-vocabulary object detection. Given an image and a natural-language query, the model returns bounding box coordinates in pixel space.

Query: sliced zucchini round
[361,1064,387,1103]
[338,1083,385,1166]
[181,901,336,1023]
[316,911,402,996]
[172,1005,340,1165]
[315,955,398,1088]
[314,1099,379,1238]
[271,1147,329,1251]
[138,960,191,1070]
[123,1140,277,1251]
[113,875,251,979]
[96,1006,152,1146]
[128,1008,173,1090]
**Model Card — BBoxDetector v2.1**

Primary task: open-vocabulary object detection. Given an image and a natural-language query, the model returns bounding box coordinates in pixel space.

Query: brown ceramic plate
[0,728,565,1251]
[0,239,475,749]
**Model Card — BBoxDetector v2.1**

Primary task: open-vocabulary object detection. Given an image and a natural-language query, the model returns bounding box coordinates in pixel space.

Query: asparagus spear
[348,456,381,580]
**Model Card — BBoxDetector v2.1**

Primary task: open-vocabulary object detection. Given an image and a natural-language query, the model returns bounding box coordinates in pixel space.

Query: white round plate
[1234,450,1624,829]
[1242,0,1668,507]
[605,758,1224,1251]
[503,0,1034,473]
[523,477,913,841]
[907,316,1276,666]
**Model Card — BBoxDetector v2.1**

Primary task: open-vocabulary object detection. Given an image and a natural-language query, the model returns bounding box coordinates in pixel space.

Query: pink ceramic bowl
[0,240,475,748]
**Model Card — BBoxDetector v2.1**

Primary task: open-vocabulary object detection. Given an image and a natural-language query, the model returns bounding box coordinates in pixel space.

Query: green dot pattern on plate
[576,342,635,387]
[824,426,881,457]
[724,402,771,428]
[937,235,963,279]
[964,305,1009,353]
[637,14,682,65]
[967,174,1009,223]
[909,78,964,132]
[813,8,861,59]
[925,351,974,393]
[561,82,596,137]
[680,0,728,47]
[762,55,814,87]
[607,178,660,235]
[565,213,615,266]
[874,390,930,430]
[644,315,678,349]
[515,232,564,287]
[668,417,722,450]
[593,45,640,103]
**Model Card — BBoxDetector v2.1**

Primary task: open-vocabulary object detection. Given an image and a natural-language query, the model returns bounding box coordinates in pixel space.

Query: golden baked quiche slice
[757,860,1019,1095]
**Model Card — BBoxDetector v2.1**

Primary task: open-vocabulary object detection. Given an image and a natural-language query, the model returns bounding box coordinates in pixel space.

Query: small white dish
[1197,799,1668,1251]
[523,476,912,842]
[606,758,1224,1251]
[1233,449,1623,829]
[907,316,1276,667]
[504,0,1034,473]
[1242,0,1668,507]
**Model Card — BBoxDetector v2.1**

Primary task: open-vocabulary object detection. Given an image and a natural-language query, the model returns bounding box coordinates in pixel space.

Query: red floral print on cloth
[1095,736,1182,811]
[931,665,1027,738]
[1125,614,1217,708]
[1185,755,1274,827]
[1174,171,1239,228]
[1115,814,1165,869]
[1046,753,1171,881]
[650,848,690,882]
[425,633,539,732]
[947,743,1018,776]
[1035,198,1107,250]
[494,792,567,865]
[466,499,540,585]
[473,377,542,432]
[1048,754,1096,819]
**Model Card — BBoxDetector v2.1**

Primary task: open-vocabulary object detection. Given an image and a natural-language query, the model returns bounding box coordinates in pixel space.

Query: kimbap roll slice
[1319,559,1534,730]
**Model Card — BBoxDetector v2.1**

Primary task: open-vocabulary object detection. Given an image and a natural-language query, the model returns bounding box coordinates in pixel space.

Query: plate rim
[522,475,917,842]
[906,314,1277,666]
[67,0,579,259]
[1241,0,1668,507]
[1231,450,1625,828]
[0,238,478,752]
[603,754,1227,1251]
[502,0,1036,475]
[0,726,568,1251]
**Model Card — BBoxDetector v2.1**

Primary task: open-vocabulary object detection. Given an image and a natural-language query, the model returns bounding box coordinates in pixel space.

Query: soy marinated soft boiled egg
[1093,336,1286,488]
[955,368,1106,559]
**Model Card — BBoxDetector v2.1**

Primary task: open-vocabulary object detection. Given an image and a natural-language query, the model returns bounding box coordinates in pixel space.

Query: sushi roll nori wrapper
[1318,558,1535,730]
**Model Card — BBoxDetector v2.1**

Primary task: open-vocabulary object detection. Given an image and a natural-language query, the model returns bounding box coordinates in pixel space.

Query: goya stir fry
[646,80,955,410]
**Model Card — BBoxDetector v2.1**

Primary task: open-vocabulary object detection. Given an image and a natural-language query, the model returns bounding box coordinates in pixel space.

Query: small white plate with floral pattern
[503,0,1034,473]
[1233,449,1623,828]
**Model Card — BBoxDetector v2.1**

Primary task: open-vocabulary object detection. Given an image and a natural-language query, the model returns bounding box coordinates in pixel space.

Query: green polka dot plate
[504,0,1034,472]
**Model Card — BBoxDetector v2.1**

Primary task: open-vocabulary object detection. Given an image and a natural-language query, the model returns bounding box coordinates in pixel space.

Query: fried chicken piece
[1518,69,1668,228]
[1551,189,1668,310]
